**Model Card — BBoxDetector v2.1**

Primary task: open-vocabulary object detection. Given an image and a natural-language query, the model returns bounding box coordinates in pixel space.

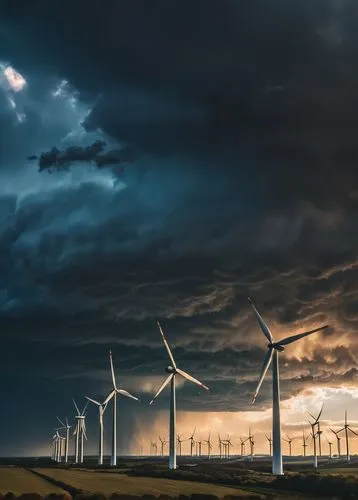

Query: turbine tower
[302,429,309,457]
[73,399,88,464]
[337,410,358,463]
[86,393,114,465]
[149,321,209,470]
[308,405,323,469]
[56,417,71,464]
[248,297,328,475]
[265,433,272,456]
[330,428,341,458]
[109,350,139,466]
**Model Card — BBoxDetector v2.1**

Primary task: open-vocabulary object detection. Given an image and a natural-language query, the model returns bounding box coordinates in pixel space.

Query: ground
[0,467,66,495]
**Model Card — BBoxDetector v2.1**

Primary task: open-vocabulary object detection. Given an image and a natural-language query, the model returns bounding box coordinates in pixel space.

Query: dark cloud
[35,140,136,172]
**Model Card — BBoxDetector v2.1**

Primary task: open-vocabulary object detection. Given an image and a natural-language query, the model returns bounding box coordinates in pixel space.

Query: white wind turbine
[150,321,209,470]
[86,393,114,465]
[248,297,328,475]
[56,417,71,464]
[337,410,358,462]
[73,399,88,464]
[108,350,139,466]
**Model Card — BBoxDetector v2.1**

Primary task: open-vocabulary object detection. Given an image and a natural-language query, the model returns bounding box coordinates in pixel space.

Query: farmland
[0,467,66,495]
[34,468,259,497]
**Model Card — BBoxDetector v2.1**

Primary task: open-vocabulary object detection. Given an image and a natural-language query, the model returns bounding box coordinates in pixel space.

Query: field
[35,468,259,497]
[0,467,66,495]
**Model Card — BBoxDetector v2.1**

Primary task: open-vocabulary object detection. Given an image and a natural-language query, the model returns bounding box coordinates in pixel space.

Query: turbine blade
[176,368,209,391]
[116,389,139,401]
[278,325,329,346]
[109,350,117,390]
[348,427,358,436]
[157,321,177,369]
[251,348,273,404]
[72,399,80,416]
[85,396,101,406]
[315,403,324,423]
[81,400,89,415]
[248,297,273,343]
[345,409,348,427]
[337,428,345,434]
[56,416,65,427]
[103,389,116,405]
[149,373,174,405]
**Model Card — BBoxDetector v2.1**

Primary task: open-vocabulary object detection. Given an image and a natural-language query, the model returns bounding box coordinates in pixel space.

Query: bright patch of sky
[0,61,127,200]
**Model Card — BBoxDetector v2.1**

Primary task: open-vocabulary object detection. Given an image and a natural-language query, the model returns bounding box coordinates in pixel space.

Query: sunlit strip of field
[35,468,260,497]
[0,467,66,494]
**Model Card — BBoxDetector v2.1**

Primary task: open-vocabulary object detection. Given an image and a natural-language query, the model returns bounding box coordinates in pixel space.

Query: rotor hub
[166,365,175,373]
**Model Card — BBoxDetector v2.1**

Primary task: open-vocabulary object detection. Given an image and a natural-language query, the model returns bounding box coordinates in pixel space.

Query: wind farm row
[50,298,356,476]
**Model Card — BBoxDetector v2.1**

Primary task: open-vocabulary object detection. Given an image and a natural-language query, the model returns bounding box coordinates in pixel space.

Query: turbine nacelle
[268,343,285,351]
[166,365,176,374]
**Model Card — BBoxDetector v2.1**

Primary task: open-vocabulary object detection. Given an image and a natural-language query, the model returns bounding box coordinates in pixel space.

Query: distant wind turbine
[283,434,294,457]
[73,399,88,464]
[159,436,168,456]
[248,296,328,475]
[86,393,113,465]
[56,417,71,464]
[337,410,358,462]
[189,428,197,457]
[108,350,139,466]
[149,321,209,469]
[302,429,309,457]
[265,433,272,456]
[308,404,323,468]
[203,432,212,459]
[240,436,248,456]
[330,428,342,458]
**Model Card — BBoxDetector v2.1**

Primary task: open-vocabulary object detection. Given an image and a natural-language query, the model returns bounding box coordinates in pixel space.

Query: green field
[35,468,260,497]
[0,467,66,495]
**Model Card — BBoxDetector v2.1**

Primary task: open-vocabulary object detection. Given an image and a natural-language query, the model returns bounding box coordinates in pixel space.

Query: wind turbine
[249,297,328,475]
[56,417,71,464]
[240,437,248,456]
[159,436,168,457]
[203,432,212,459]
[337,410,358,462]
[149,322,209,470]
[283,435,294,457]
[52,432,60,462]
[150,439,158,456]
[325,435,333,459]
[108,350,139,466]
[189,428,197,457]
[218,433,224,459]
[85,393,113,465]
[248,428,255,461]
[196,437,202,457]
[302,429,309,457]
[226,436,233,459]
[73,399,88,464]
[330,428,341,458]
[308,405,323,468]
[177,434,188,456]
[265,433,272,456]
